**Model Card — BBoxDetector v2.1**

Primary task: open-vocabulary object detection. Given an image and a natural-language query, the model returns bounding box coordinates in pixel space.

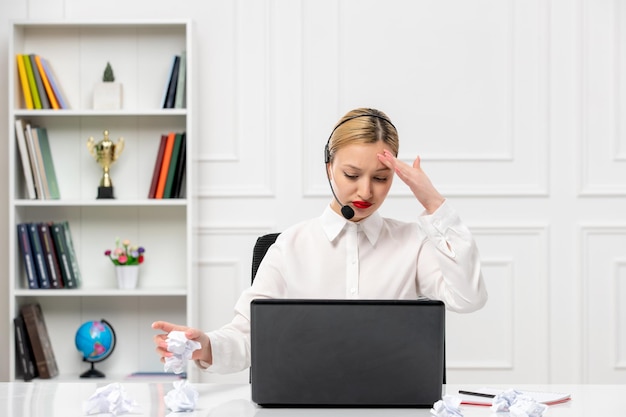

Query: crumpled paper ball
[165,330,202,374]
[491,389,548,417]
[164,379,199,412]
[431,394,464,417]
[509,396,549,417]
[83,382,141,416]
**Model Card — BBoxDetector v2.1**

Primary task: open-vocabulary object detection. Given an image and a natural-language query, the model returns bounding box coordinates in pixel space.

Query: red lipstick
[352,201,372,209]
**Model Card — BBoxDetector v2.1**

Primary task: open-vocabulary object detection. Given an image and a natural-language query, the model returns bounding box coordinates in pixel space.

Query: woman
[153,107,487,374]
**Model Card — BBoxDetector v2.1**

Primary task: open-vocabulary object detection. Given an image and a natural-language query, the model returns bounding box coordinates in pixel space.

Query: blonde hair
[325,108,399,163]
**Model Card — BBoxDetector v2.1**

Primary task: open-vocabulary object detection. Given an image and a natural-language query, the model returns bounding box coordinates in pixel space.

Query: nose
[357,178,373,200]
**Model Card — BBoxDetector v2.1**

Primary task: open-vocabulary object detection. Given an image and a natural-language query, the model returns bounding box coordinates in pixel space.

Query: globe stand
[80,361,106,378]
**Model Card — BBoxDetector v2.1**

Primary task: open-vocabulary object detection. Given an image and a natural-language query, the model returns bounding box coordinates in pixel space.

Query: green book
[35,127,60,199]
[60,221,81,288]
[50,222,77,289]
[22,54,42,109]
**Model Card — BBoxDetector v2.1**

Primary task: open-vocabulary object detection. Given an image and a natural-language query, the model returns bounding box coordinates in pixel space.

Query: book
[125,371,187,380]
[27,222,50,289]
[14,119,37,199]
[29,54,51,109]
[155,132,176,198]
[170,133,187,198]
[24,123,46,200]
[50,222,78,289]
[40,57,69,109]
[162,55,180,109]
[177,172,187,198]
[16,54,34,109]
[164,133,183,198]
[34,55,60,110]
[38,223,64,289]
[148,134,168,198]
[35,127,61,199]
[60,220,82,288]
[174,50,186,108]
[19,303,59,379]
[17,223,39,289]
[13,315,37,381]
[458,388,571,406]
[22,54,41,109]
[29,126,51,199]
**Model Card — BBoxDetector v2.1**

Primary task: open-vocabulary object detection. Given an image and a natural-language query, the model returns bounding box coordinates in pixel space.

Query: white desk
[0,382,621,416]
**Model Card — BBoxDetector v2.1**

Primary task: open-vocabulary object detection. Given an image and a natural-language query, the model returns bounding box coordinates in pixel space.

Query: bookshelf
[7,20,196,381]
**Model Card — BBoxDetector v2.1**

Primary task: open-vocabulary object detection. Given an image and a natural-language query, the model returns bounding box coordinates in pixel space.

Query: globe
[75,319,116,378]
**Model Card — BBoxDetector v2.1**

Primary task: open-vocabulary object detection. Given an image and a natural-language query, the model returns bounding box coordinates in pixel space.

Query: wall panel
[447,226,550,383]
[580,0,626,195]
[302,0,549,197]
[582,226,626,383]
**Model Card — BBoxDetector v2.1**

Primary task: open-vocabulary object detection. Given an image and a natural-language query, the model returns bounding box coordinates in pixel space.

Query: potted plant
[93,62,123,110]
[104,238,145,289]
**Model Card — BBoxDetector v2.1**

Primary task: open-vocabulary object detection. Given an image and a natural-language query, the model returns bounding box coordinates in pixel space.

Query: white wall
[1,0,625,384]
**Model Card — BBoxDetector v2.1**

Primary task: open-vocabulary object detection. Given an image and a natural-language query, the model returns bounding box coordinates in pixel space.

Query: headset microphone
[326,169,355,220]
[325,139,355,220]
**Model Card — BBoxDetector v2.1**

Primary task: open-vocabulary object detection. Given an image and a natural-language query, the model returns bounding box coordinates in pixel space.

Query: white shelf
[14,289,188,297]
[8,19,195,382]
[14,109,188,117]
[13,199,188,207]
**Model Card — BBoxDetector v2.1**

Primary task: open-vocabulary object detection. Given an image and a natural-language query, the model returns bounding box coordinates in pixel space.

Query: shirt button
[350,288,356,294]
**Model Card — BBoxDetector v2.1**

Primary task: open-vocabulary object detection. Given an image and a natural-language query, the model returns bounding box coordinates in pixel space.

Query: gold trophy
[87,130,125,199]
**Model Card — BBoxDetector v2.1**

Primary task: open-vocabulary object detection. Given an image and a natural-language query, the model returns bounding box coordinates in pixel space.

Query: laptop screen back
[250,299,445,407]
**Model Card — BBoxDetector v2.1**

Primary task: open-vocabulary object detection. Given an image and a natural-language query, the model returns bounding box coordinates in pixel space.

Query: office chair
[249,232,446,384]
[251,232,281,284]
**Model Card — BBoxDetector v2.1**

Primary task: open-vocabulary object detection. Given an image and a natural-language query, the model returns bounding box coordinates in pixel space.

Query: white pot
[93,82,123,110]
[115,265,139,289]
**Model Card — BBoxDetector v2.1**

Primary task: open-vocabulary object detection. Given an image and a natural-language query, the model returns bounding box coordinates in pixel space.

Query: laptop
[250,299,445,407]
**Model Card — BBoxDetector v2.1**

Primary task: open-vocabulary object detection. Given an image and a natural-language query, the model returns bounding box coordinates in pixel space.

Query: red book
[155,132,176,199]
[148,134,168,198]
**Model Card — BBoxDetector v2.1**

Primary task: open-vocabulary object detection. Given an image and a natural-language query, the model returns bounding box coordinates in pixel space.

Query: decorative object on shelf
[93,61,122,110]
[87,130,125,199]
[115,265,139,289]
[75,319,116,378]
[105,238,145,289]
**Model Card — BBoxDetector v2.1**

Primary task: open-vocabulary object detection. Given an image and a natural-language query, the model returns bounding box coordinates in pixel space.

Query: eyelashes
[343,172,389,183]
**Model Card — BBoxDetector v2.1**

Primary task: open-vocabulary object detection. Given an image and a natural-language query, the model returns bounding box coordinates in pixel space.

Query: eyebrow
[343,164,392,173]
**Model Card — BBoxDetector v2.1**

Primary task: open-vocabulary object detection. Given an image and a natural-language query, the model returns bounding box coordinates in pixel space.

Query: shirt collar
[321,204,383,245]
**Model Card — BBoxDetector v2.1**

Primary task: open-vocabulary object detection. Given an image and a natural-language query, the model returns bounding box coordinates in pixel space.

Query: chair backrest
[251,233,280,283]
[248,231,446,383]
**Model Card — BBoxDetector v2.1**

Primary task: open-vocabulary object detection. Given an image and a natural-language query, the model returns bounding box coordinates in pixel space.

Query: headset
[324,112,397,220]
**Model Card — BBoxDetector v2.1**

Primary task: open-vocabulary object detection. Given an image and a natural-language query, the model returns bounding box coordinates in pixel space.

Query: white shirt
[204,200,487,373]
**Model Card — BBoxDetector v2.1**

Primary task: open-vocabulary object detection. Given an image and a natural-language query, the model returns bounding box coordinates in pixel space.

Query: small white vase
[115,265,139,289]
[93,82,123,110]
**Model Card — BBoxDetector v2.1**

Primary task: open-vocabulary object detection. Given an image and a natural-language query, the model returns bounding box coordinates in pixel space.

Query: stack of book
[161,51,186,109]
[148,132,186,198]
[16,54,69,110]
[13,303,59,381]
[15,119,60,200]
[17,221,81,290]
